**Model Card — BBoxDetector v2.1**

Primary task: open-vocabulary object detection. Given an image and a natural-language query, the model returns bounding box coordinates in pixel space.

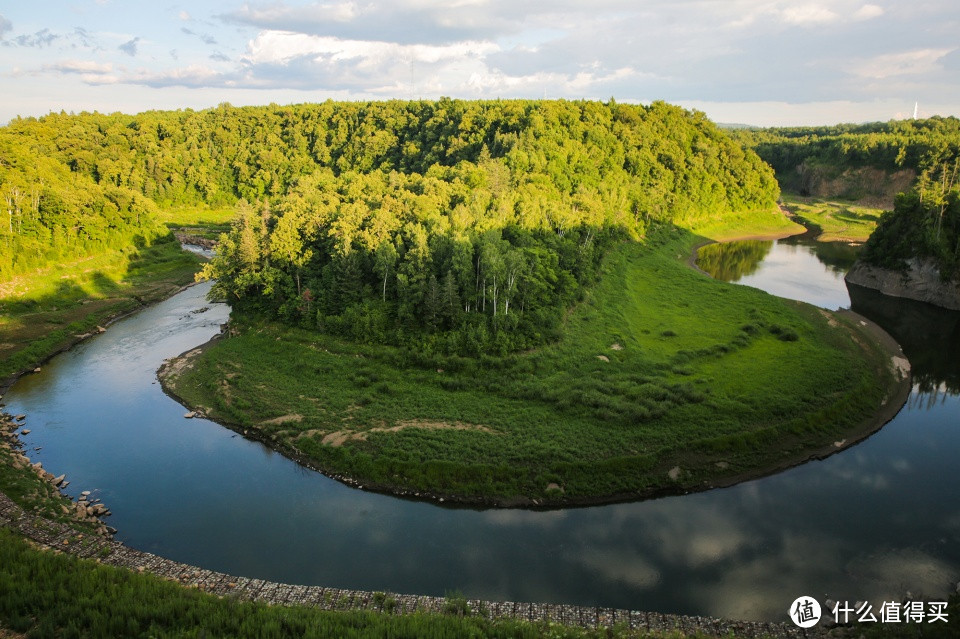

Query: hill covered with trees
[3,98,781,354]
[1,99,786,355]
[735,117,960,204]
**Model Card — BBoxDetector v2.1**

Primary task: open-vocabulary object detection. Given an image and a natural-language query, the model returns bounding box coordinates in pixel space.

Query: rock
[33,367,41,373]
[846,259,960,310]
[15,414,26,421]
[184,411,196,419]
[96,325,107,333]
[53,474,66,486]
[668,466,681,481]
[610,342,623,351]
[596,355,610,362]
[61,480,69,488]
[81,490,91,496]
[21,429,30,435]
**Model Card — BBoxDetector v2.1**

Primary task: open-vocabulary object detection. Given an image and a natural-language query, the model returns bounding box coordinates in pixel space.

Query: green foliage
[178,99,779,353]
[735,116,960,195]
[860,160,960,279]
[3,99,779,354]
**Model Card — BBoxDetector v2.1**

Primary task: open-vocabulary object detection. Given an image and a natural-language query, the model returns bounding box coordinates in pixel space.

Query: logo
[789,596,822,628]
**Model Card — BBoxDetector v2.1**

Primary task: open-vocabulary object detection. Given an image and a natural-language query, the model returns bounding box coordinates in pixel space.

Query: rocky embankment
[845,259,960,310]
[0,410,117,537]
[173,232,217,250]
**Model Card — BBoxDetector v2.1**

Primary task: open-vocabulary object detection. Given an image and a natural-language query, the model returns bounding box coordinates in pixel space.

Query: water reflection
[782,235,861,273]
[697,236,857,310]
[848,282,960,398]
[696,240,773,281]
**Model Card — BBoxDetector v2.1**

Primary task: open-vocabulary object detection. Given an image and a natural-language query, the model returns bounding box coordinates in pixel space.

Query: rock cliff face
[845,259,960,311]
[787,165,915,209]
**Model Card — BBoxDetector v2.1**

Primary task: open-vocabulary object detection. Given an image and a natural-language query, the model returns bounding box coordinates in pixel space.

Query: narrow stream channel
[3,237,959,622]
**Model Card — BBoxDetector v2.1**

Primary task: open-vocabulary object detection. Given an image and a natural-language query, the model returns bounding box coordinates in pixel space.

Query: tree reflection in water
[695,240,773,282]
[847,282,960,399]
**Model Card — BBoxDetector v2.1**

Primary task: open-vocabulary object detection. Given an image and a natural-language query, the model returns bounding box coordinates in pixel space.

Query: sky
[1,0,958,127]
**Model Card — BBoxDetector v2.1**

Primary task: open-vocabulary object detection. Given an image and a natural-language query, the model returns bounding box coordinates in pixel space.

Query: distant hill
[733,117,960,206]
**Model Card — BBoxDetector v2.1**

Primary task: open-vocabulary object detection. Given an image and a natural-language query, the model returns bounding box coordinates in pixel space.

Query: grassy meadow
[165,214,899,505]
[780,194,884,242]
[156,206,236,240]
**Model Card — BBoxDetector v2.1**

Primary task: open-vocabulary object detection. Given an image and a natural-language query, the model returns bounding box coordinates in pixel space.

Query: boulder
[184,411,196,419]
[53,474,66,486]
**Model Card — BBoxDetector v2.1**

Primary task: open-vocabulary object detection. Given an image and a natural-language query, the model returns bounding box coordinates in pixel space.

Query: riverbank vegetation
[165,221,899,504]
[858,161,960,281]
[0,237,200,385]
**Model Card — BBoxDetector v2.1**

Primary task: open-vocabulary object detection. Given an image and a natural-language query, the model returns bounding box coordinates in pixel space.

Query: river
[3,235,959,622]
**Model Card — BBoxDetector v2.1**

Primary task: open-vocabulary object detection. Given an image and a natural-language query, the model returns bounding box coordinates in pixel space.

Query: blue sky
[1,0,958,126]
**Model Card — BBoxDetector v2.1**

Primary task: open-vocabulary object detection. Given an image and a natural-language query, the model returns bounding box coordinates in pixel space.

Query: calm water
[4,240,960,623]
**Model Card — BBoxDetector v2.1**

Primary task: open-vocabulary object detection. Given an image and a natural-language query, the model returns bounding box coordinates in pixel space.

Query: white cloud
[46,60,114,74]
[781,4,840,25]
[244,30,498,66]
[854,4,885,20]
[851,47,955,79]
[2,0,959,125]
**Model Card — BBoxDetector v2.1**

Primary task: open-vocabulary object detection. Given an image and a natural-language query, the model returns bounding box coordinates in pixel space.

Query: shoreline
[0,280,203,398]
[158,226,912,510]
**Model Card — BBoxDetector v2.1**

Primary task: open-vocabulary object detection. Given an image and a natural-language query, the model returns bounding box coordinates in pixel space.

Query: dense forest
[2,99,780,354]
[195,100,779,353]
[0,127,166,280]
[735,116,960,186]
